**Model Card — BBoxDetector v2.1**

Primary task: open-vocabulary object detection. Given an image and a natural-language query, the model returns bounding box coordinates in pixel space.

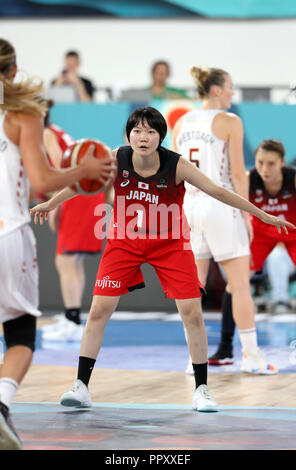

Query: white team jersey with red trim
[0,112,30,237]
[175,109,234,194]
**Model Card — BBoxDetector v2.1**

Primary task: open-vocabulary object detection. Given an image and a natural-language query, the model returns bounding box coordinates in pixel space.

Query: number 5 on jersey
[190,148,199,167]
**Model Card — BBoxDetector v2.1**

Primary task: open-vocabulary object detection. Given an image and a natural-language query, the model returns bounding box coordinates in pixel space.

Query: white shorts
[0,224,41,323]
[184,192,250,262]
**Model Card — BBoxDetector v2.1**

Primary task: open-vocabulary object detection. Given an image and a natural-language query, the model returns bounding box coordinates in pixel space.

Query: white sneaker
[41,314,67,333]
[185,358,194,375]
[241,348,278,375]
[42,318,84,342]
[192,385,218,412]
[272,302,292,315]
[0,402,22,450]
[60,379,92,408]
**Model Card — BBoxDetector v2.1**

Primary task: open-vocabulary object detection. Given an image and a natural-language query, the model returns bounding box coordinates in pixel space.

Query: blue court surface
[2,312,296,451]
[30,312,296,374]
[10,402,296,451]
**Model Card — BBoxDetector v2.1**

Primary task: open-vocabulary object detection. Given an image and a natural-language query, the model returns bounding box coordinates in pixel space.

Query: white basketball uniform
[0,112,41,323]
[176,109,249,261]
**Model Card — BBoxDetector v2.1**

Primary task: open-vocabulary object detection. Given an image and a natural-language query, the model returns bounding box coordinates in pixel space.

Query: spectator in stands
[150,60,189,100]
[118,60,189,102]
[51,50,95,102]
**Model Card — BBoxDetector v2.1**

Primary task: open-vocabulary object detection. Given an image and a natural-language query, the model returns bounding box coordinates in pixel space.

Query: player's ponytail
[0,38,48,117]
[190,66,229,98]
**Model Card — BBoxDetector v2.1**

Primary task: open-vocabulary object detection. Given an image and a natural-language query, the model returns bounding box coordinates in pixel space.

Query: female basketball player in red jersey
[40,103,106,342]
[0,38,113,450]
[31,107,294,414]
[210,139,296,363]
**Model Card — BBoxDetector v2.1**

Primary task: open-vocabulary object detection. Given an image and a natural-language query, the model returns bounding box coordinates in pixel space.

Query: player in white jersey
[172,66,277,376]
[0,38,114,450]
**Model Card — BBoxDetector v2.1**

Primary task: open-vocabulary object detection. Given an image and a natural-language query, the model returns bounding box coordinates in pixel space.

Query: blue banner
[1,0,296,18]
[50,101,296,168]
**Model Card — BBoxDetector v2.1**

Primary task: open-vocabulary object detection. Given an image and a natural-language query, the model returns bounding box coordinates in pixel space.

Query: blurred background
[1,0,296,314]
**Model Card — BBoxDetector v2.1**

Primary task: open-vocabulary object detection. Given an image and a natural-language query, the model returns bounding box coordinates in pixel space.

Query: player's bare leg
[55,254,85,310]
[220,255,255,330]
[43,253,86,340]
[80,295,120,358]
[184,258,210,374]
[177,298,208,364]
[0,346,32,384]
[176,298,218,411]
[60,295,121,408]
[221,256,277,374]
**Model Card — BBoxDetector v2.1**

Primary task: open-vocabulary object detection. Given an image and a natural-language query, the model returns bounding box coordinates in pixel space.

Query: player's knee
[3,314,36,352]
[228,276,251,293]
[89,302,113,322]
[55,253,76,272]
[180,305,203,327]
[55,254,64,272]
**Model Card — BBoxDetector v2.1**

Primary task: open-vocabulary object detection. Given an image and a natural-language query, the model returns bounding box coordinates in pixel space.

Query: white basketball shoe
[42,318,84,342]
[60,379,92,408]
[41,314,67,333]
[240,348,278,375]
[192,385,218,412]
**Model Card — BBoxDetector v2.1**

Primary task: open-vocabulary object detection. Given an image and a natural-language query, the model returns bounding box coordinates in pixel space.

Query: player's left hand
[30,201,54,225]
[261,213,296,234]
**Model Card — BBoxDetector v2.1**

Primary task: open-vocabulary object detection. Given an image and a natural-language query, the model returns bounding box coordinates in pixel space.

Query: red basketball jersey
[249,167,296,240]
[46,124,104,254]
[47,124,75,156]
[109,145,190,241]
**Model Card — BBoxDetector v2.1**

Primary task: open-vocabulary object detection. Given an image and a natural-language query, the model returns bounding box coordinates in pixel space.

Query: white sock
[239,328,258,355]
[0,378,19,409]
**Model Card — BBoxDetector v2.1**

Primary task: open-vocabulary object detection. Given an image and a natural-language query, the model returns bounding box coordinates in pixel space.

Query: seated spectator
[150,60,189,100]
[50,50,95,102]
[120,60,189,102]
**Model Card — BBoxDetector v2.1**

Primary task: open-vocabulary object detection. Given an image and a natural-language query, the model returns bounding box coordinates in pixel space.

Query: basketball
[61,139,113,194]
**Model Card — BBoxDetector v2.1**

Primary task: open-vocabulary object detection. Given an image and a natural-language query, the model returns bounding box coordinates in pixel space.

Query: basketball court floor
[1,311,296,451]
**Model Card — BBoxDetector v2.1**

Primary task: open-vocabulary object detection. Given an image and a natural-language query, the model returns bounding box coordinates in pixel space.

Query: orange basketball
[61,139,112,194]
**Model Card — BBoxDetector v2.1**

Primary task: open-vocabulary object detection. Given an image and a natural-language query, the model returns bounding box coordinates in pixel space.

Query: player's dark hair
[126,107,167,147]
[255,139,285,159]
[65,50,80,59]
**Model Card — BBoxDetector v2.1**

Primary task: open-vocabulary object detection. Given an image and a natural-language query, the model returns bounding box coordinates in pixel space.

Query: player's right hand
[80,145,117,185]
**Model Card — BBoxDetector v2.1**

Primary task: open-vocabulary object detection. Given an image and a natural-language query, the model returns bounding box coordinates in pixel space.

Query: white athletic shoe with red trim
[241,349,278,375]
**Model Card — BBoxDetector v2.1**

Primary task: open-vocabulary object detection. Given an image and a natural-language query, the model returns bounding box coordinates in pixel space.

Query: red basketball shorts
[250,229,296,271]
[93,236,203,299]
[56,193,105,255]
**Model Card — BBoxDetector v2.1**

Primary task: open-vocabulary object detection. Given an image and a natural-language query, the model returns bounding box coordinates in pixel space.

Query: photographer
[51,50,95,102]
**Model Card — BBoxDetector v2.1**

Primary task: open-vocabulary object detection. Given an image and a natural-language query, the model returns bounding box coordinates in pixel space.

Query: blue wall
[50,101,296,169]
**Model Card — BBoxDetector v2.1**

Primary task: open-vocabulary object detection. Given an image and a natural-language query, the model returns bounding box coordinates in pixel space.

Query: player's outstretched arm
[177,157,296,234]
[30,187,77,225]
[19,114,113,193]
